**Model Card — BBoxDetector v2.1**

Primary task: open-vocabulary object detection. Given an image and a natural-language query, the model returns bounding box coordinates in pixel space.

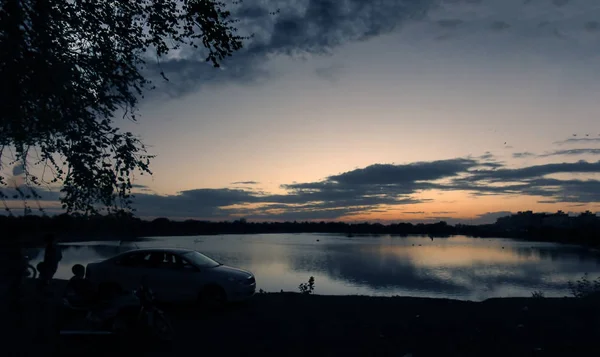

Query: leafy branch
[0,0,247,215]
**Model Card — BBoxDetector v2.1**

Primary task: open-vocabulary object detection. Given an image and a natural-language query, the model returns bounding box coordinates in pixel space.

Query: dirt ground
[8,279,600,357]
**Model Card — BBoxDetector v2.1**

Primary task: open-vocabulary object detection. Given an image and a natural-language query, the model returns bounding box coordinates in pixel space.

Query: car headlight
[228,277,243,284]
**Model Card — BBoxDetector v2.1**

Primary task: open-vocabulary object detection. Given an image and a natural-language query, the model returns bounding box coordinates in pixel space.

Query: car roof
[116,247,196,256]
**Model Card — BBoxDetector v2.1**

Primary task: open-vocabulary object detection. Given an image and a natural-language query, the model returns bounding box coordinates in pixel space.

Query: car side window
[146,252,164,268]
[117,252,198,271]
[117,253,143,267]
[156,253,196,271]
[158,253,178,270]
[179,256,198,272]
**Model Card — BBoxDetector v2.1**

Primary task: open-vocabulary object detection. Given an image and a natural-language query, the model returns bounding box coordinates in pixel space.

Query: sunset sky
[6,0,600,223]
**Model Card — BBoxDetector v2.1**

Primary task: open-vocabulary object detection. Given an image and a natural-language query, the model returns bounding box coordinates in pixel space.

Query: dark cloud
[554,138,600,145]
[314,63,344,82]
[475,152,504,168]
[539,149,600,157]
[236,4,271,19]
[512,152,536,159]
[490,21,510,31]
[260,192,426,212]
[438,0,479,4]
[144,0,600,97]
[513,148,600,159]
[326,159,481,185]
[464,161,600,181]
[525,178,600,203]
[552,0,570,7]
[129,175,429,220]
[437,19,464,28]
[131,184,153,193]
[272,161,487,214]
[150,0,438,96]
[429,160,600,204]
[584,21,600,32]
[232,207,365,221]
[10,154,600,220]
[126,158,488,219]
[0,186,61,201]
[231,181,260,185]
[537,21,551,29]
[178,188,260,206]
[130,188,261,218]
[478,152,494,160]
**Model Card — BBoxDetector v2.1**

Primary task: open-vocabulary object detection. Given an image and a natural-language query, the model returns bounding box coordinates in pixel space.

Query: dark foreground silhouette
[6,210,600,248]
[12,279,600,357]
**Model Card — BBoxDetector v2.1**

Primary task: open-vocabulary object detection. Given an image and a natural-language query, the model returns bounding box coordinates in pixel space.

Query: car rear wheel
[97,282,123,299]
[198,285,227,310]
[152,311,175,342]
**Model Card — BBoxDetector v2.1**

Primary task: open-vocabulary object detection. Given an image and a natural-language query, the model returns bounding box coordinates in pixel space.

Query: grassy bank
[16,279,600,357]
[168,294,600,357]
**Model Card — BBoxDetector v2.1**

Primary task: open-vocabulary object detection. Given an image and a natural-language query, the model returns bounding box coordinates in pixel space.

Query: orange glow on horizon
[4,182,599,222]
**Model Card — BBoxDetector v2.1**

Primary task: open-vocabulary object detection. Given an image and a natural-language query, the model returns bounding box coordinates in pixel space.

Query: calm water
[26,234,600,301]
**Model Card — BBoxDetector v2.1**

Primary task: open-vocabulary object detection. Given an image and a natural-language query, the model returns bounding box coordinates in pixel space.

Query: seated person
[64,264,96,307]
[36,262,46,291]
[36,261,45,275]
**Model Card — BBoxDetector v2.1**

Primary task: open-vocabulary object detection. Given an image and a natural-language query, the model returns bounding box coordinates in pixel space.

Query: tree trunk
[0,240,26,356]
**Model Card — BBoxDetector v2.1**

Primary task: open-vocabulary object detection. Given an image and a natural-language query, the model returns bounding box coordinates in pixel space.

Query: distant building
[542,211,571,229]
[575,210,598,227]
[496,211,562,230]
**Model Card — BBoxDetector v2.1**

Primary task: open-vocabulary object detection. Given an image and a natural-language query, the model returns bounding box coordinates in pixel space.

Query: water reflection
[28,242,133,281]
[31,234,600,301]
[286,239,600,300]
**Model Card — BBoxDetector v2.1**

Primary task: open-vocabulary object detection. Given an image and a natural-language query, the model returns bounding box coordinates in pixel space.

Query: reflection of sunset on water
[370,244,539,268]
[33,234,600,301]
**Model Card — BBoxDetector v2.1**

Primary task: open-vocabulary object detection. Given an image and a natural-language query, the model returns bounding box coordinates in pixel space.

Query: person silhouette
[64,264,96,307]
[39,234,62,291]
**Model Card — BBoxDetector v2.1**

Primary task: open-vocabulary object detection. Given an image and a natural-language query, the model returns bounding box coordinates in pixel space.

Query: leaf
[0,0,244,215]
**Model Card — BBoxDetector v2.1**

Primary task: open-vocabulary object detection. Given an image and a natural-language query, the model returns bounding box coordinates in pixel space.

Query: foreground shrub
[531,290,545,299]
[299,276,315,295]
[568,273,600,299]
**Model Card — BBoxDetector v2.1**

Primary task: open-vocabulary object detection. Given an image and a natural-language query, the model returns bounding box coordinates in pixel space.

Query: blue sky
[5,0,600,223]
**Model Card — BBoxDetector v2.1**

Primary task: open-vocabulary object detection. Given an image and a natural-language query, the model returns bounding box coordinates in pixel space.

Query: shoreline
[17,231,600,250]
[5,213,600,249]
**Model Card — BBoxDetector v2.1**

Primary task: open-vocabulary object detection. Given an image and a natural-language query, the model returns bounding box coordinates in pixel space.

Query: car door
[173,253,205,301]
[112,251,152,291]
[144,252,198,302]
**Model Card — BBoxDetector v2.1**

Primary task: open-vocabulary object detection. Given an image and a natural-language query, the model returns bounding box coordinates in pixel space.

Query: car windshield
[182,251,221,268]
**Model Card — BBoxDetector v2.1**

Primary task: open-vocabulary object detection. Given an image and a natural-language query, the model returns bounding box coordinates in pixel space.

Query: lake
[27,234,600,301]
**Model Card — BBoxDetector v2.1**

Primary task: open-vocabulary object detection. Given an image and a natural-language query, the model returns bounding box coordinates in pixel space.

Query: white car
[85,248,256,304]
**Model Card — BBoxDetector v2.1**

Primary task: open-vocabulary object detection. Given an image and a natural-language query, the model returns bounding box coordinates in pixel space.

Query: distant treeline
[2,211,600,248]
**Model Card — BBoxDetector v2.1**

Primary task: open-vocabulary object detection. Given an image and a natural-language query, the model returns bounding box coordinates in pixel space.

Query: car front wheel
[198,285,226,310]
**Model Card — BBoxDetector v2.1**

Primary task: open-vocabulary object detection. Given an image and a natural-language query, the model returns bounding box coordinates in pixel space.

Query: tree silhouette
[0,0,244,215]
